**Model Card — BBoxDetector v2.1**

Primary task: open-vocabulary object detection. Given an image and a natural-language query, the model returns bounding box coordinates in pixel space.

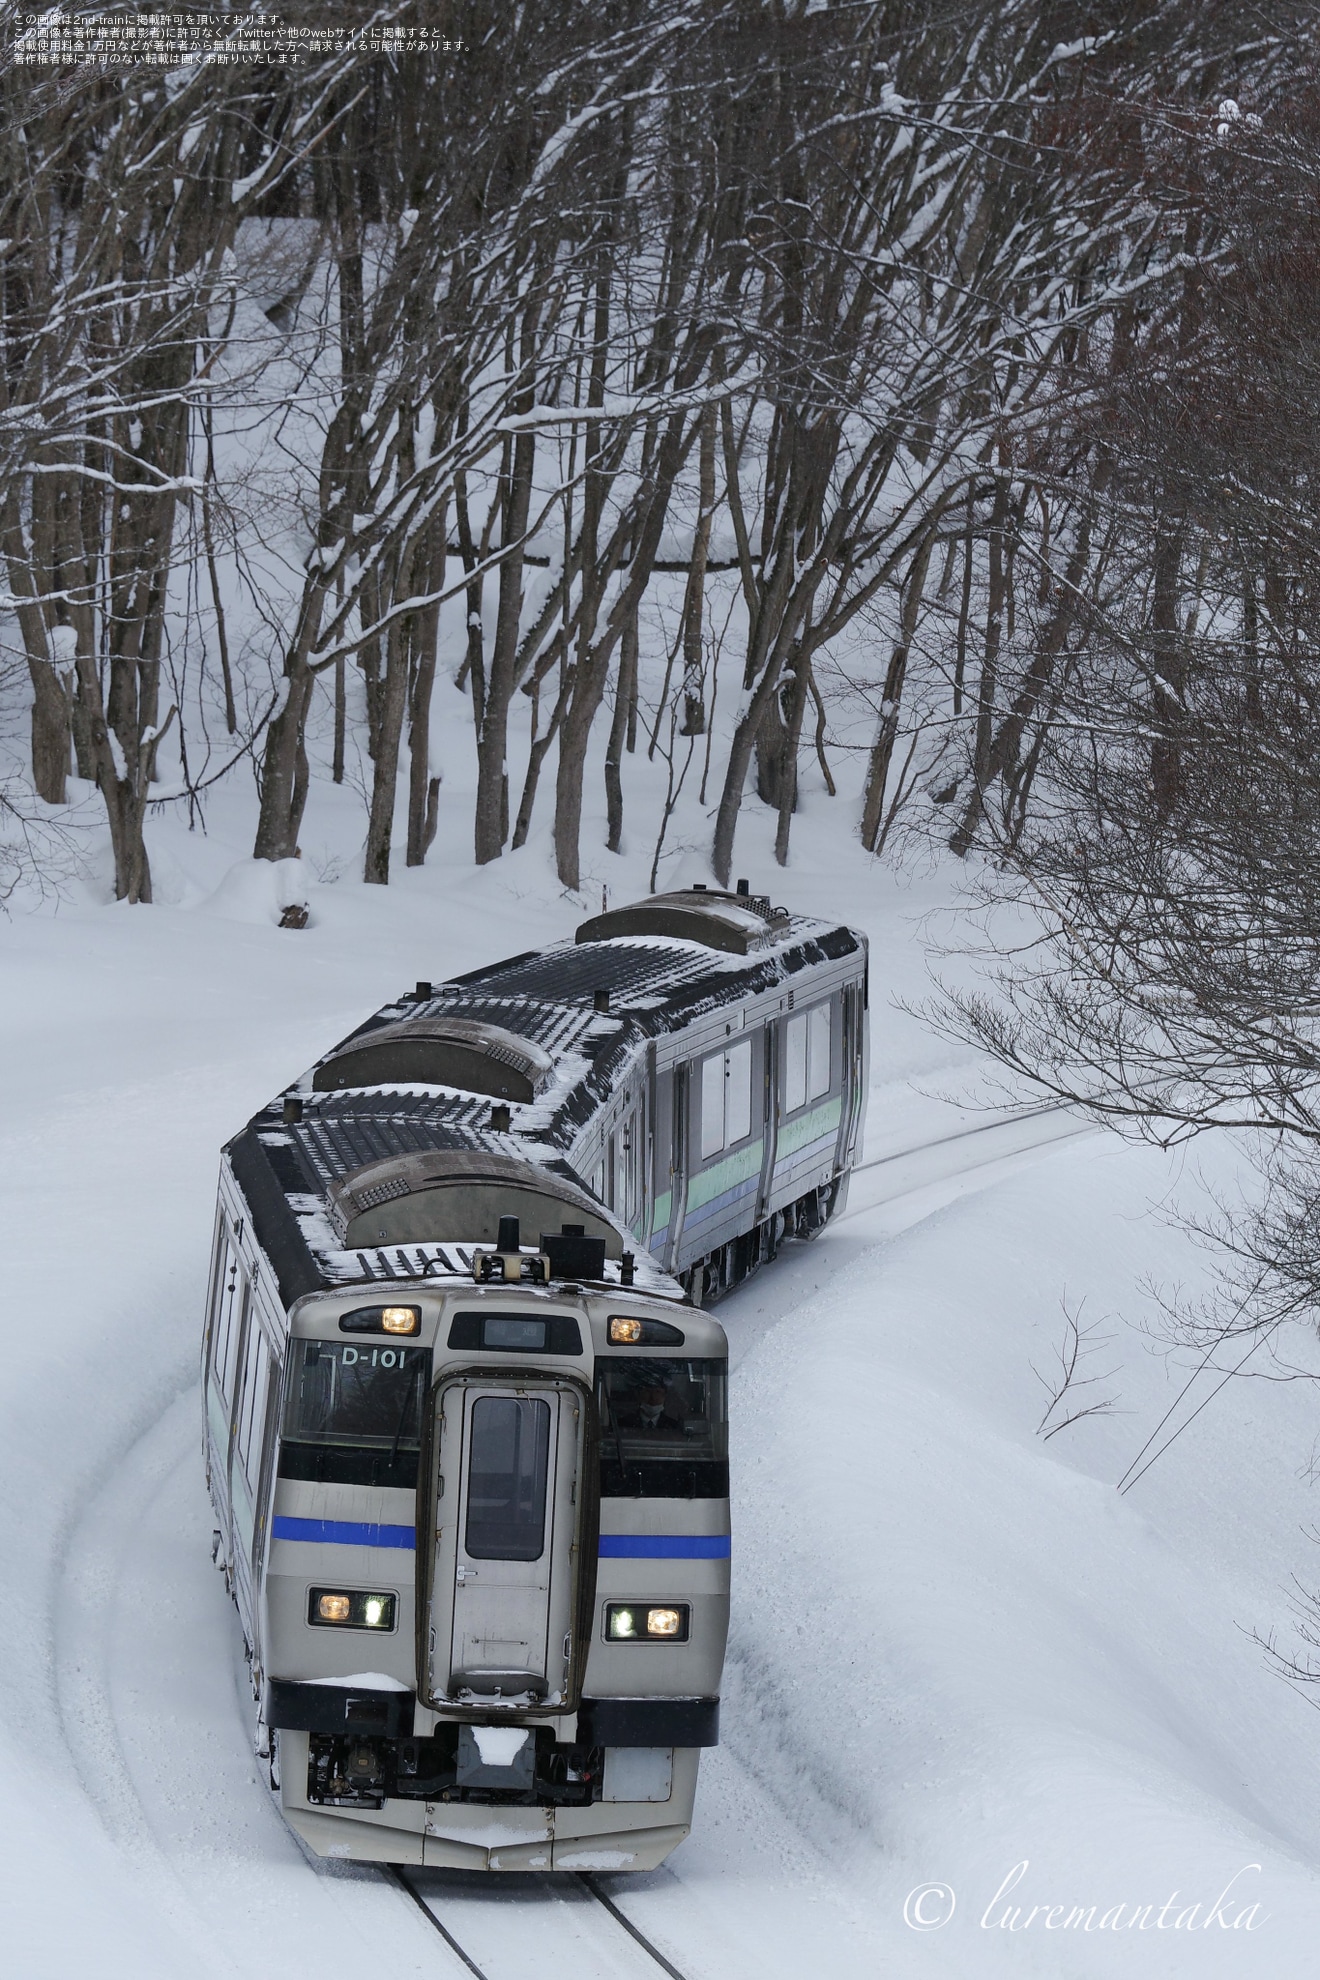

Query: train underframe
[681,1176,845,1305]
[273,1729,702,1872]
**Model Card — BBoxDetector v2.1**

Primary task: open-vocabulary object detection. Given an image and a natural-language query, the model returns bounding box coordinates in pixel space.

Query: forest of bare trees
[0,0,1313,918]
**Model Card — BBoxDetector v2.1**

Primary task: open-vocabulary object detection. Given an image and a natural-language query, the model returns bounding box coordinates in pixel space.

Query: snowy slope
[2,772,1319,1978]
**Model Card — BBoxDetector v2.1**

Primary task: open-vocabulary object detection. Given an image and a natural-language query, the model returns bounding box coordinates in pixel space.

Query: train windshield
[278,1339,428,1488]
[596,1357,728,1498]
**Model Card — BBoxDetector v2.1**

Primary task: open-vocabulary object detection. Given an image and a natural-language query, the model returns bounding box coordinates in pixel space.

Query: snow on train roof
[224,889,863,1306]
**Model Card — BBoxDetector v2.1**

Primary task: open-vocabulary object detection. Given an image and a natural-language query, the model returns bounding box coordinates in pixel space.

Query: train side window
[725,1040,752,1143]
[783,1004,831,1115]
[210,1241,246,1404]
[700,1055,724,1159]
[699,1040,753,1159]
[784,1013,808,1112]
[235,1320,270,1484]
[808,1002,832,1099]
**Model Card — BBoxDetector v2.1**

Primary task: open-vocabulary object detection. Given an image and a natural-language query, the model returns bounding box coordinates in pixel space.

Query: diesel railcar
[202,884,867,1870]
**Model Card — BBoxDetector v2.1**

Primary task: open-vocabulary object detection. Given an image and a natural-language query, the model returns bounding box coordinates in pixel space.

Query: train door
[613,1096,643,1238]
[666,1063,689,1263]
[228,1305,273,1636]
[204,1220,248,1555]
[424,1377,585,1708]
[838,979,866,1168]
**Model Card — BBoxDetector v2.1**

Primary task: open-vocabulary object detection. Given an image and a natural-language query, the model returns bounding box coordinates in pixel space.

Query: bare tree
[933,77,1320,1343]
[0,49,358,898]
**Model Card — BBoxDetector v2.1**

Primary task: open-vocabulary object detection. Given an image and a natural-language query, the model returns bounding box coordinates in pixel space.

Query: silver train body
[202,887,867,1869]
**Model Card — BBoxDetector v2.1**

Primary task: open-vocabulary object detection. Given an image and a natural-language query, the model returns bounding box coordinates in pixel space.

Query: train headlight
[605,1601,690,1642]
[338,1304,421,1335]
[309,1588,398,1630]
[607,1314,685,1345]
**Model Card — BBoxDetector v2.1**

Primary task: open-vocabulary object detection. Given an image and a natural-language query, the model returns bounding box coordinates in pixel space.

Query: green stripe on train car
[686,1137,764,1213]
[776,1094,842,1159]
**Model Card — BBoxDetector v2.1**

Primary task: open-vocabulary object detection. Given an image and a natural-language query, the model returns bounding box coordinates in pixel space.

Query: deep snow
[3,759,1320,1978]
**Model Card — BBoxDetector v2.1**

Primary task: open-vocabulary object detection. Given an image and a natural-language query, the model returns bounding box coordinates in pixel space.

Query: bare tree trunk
[201,398,236,734]
[406,514,446,866]
[554,409,694,890]
[948,476,1010,856]
[773,644,812,865]
[475,310,540,865]
[254,588,324,859]
[333,656,346,783]
[679,405,716,735]
[604,600,638,853]
[513,662,572,850]
[551,252,612,891]
[364,608,410,884]
[954,489,975,716]
[860,530,938,850]
[28,655,69,804]
[1149,507,1185,818]
[950,497,1097,855]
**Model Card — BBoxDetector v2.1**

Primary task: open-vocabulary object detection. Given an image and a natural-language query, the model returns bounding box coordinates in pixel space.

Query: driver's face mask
[639,1401,663,1427]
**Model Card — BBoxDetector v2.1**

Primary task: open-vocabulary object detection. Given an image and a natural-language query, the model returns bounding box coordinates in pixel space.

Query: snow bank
[0,754,1317,1975]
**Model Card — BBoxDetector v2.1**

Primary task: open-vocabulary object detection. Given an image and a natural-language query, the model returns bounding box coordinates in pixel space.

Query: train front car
[204,1139,729,1869]
[262,1246,727,1870]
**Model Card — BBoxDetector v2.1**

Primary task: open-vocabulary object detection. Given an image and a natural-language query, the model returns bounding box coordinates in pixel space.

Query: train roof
[225,888,865,1309]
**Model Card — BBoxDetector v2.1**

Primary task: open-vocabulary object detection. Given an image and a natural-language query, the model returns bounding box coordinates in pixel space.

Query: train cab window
[596,1357,728,1498]
[783,1002,832,1114]
[464,1396,551,1561]
[699,1039,753,1160]
[278,1339,428,1488]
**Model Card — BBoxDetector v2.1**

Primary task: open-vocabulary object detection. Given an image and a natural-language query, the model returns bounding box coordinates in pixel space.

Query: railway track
[46,1085,1095,1978]
[836,1097,1094,1223]
[389,1865,692,1980]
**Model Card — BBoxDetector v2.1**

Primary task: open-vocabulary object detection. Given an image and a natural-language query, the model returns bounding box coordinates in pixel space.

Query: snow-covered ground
[3,756,1320,1978]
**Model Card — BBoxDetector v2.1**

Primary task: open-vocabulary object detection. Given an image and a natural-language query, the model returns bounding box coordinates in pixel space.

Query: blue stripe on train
[598,1534,731,1558]
[272,1515,416,1549]
[270,1519,728,1560]
[684,1174,759,1235]
[773,1129,839,1178]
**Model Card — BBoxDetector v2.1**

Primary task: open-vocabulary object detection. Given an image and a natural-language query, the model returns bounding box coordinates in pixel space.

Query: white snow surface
[2,781,1320,1977]
[471,1726,532,1768]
